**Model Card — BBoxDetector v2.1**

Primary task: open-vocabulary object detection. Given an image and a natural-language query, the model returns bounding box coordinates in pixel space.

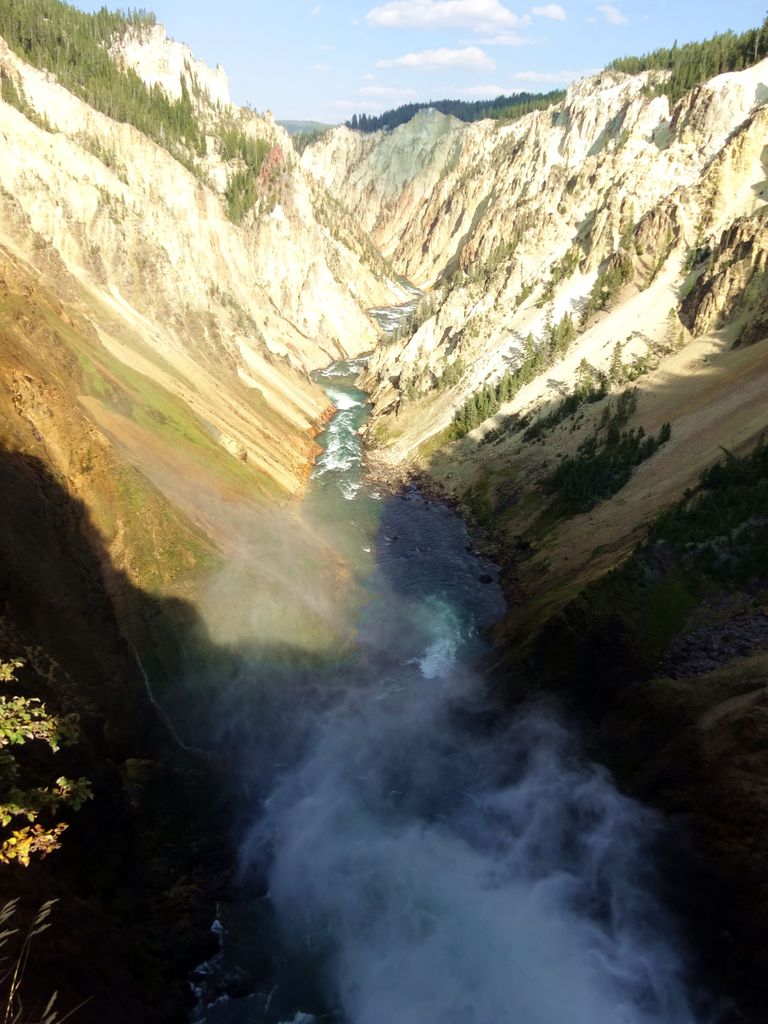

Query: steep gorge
[2,7,768,1022]
[0,13,406,1020]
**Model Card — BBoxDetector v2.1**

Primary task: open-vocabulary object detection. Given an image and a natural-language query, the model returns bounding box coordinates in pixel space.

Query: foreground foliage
[0,899,63,1024]
[0,659,90,867]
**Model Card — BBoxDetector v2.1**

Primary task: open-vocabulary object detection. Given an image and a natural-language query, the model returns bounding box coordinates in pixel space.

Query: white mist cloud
[224,437,699,1024]
[377,46,495,70]
[246,693,701,1024]
[532,3,566,19]
[597,3,628,25]
[366,0,530,32]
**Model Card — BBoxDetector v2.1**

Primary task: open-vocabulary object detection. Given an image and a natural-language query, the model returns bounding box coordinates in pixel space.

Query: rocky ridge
[109,22,232,108]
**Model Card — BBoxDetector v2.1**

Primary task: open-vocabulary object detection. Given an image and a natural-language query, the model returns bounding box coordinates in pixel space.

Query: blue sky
[78,0,767,122]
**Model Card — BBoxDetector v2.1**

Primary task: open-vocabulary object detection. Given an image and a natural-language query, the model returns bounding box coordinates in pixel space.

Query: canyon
[0,7,767,1023]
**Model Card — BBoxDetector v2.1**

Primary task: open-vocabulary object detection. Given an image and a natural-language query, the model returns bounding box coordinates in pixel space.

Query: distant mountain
[278,119,335,135]
[343,91,565,133]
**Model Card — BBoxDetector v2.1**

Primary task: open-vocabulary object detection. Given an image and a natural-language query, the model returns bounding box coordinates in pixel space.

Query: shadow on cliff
[0,445,319,1024]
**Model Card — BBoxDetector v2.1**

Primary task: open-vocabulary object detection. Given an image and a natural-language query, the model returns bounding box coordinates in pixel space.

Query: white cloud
[366,0,529,33]
[310,4,322,14]
[358,85,419,98]
[460,83,509,96]
[531,4,566,19]
[509,67,591,83]
[474,32,532,45]
[311,63,331,72]
[377,46,495,70]
[597,3,628,25]
[328,98,385,110]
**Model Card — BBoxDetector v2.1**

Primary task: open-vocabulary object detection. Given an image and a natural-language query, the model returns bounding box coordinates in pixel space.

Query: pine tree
[609,342,624,384]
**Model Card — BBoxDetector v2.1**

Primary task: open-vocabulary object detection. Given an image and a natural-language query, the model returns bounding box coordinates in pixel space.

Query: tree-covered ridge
[345,90,565,134]
[220,127,271,222]
[0,658,91,868]
[0,0,280,222]
[0,0,205,166]
[609,17,768,103]
[450,313,577,439]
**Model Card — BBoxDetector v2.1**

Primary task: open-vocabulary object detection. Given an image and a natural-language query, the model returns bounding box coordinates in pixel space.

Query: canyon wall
[306,59,768,1016]
[0,20,399,1020]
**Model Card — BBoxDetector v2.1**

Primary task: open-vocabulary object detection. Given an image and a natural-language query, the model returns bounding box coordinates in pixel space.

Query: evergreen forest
[345,90,565,134]
[347,15,768,135]
[610,17,768,102]
[0,0,205,166]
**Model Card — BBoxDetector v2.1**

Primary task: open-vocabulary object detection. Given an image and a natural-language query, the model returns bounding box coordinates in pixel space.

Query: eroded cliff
[0,22,404,499]
[0,13,401,1019]
[3,7,768,1018]
[305,59,768,607]
[305,56,768,1015]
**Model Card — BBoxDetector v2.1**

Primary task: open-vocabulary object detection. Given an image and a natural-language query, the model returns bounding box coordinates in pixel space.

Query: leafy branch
[0,662,91,868]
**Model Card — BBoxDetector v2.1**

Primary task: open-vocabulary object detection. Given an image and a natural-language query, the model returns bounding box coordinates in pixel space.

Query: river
[193,314,704,1024]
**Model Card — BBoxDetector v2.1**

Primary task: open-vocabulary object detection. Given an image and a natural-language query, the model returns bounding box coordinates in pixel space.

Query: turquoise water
[303,356,382,573]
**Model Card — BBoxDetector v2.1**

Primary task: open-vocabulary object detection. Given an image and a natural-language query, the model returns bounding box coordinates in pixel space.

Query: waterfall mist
[194,355,715,1024]
[232,489,707,1024]
[240,657,702,1024]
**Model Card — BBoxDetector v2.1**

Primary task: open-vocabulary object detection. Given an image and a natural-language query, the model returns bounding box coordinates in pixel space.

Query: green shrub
[542,392,670,514]
[0,659,90,867]
[523,359,609,441]
[0,898,62,1022]
[451,313,577,439]
[582,252,633,323]
[652,441,768,544]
